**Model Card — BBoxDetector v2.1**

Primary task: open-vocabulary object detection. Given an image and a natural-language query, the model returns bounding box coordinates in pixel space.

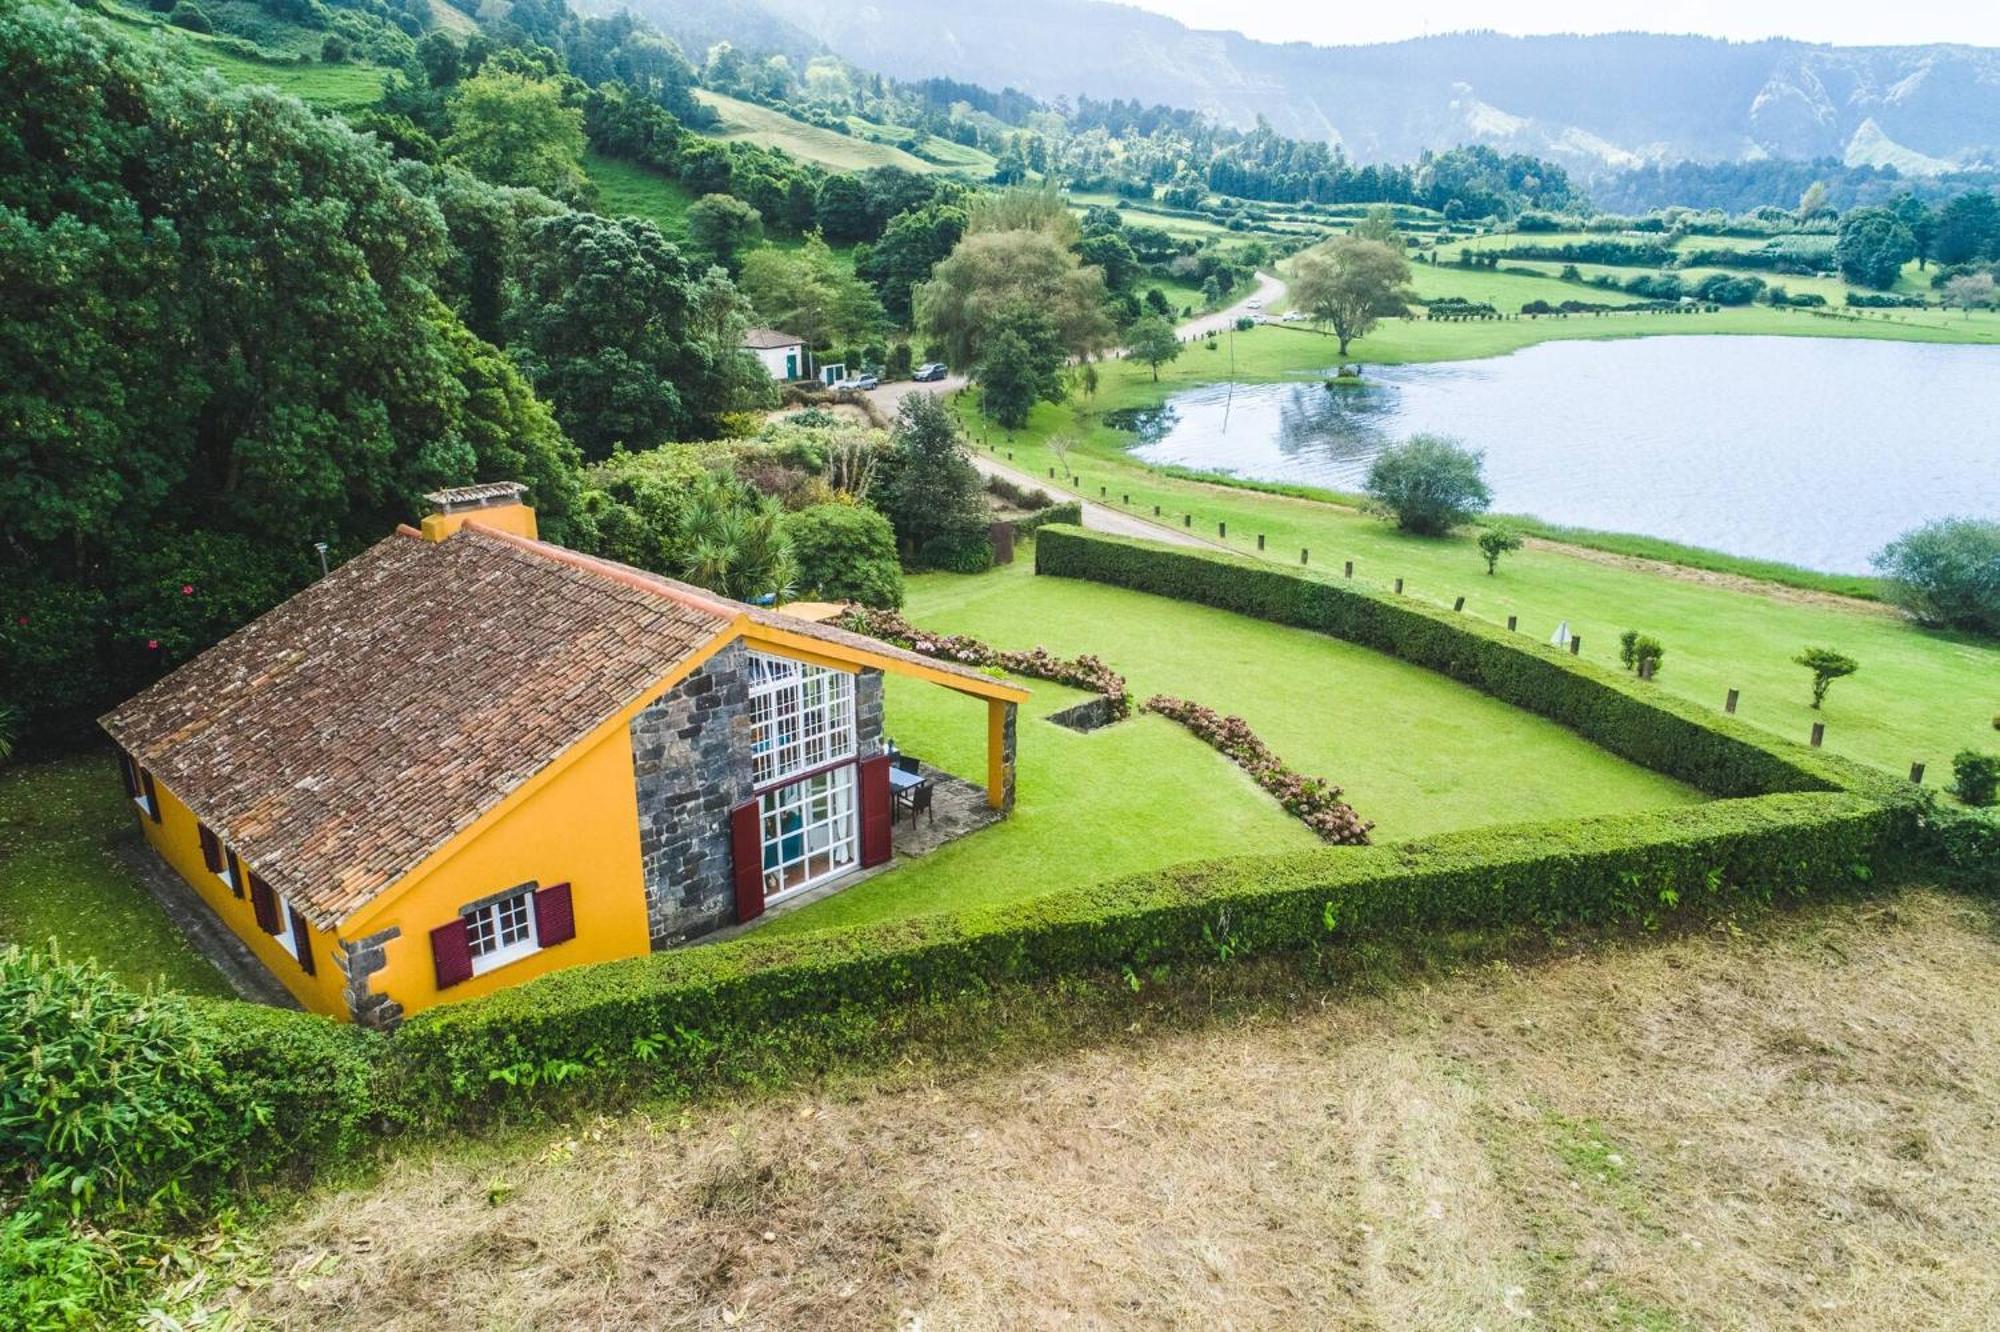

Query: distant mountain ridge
[607,0,2000,177]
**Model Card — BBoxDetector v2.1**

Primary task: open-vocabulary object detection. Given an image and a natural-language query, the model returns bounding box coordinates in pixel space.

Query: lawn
[694,90,953,175]
[957,343,2000,782]
[0,754,233,996]
[583,150,696,238]
[764,558,1703,937]
[101,4,390,115]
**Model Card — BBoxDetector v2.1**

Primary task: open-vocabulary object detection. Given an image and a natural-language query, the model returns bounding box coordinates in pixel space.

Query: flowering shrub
[835,607,1130,719]
[1143,695,1372,844]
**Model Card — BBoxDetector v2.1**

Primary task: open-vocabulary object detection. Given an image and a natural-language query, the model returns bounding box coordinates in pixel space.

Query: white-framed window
[270,887,301,961]
[759,764,858,900]
[464,887,538,976]
[747,652,856,786]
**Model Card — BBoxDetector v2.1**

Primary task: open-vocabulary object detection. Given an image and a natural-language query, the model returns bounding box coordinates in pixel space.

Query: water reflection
[1112,336,2000,573]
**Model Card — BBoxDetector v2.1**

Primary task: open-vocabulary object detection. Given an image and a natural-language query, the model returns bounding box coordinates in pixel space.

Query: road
[863,273,1286,550]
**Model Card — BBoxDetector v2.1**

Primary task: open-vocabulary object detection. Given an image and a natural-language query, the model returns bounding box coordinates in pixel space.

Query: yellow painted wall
[341,719,654,1016]
[134,776,348,1016]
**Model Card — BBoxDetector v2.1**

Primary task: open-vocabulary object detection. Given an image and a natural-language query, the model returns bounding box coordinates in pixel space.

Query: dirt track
[240,890,2000,1331]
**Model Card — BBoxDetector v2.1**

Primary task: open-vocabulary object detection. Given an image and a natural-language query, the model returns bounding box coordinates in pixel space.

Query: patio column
[985,698,1017,811]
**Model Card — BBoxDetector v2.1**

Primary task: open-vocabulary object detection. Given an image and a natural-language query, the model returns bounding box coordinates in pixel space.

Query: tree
[1931,191,1999,267]
[684,193,763,274]
[914,228,1114,367]
[1362,435,1492,535]
[1871,518,2000,636]
[1952,751,1999,807]
[1126,315,1183,381]
[1288,237,1414,356]
[444,70,586,197]
[0,5,582,739]
[879,394,990,570]
[1833,207,1916,289]
[1795,647,1859,710]
[1942,272,1996,318]
[853,200,965,324]
[738,233,884,353]
[977,328,1043,430]
[784,503,903,608]
[1477,526,1522,574]
[1891,193,1935,268]
[1352,203,1401,246]
[507,212,767,457]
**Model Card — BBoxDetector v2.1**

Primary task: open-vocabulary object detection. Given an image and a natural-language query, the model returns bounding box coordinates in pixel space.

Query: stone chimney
[419,482,538,543]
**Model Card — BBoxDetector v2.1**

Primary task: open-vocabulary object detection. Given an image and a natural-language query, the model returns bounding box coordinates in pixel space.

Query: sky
[1115,0,2000,48]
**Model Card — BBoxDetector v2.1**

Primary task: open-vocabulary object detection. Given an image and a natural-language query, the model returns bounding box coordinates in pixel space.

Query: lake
[1119,336,2000,573]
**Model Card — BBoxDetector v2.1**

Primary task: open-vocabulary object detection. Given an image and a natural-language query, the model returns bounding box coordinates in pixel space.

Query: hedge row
[386,789,1914,1122]
[1033,525,1894,801]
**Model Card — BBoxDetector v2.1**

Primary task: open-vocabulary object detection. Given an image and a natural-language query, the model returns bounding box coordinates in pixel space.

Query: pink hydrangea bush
[1143,695,1372,845]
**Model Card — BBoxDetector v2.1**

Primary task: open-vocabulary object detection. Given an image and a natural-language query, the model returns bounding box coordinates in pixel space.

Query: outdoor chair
[895,754,922,775]
[904,778,934,828]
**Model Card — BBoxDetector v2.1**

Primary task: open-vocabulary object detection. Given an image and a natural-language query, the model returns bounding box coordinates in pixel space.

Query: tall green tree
[1288,237,1414,357]
[914,228,1114,367]
[738,233,884,352]
[0,4,580,738]
[1126,315,1182,381]
[1833,207,1917,289]
[507,212,770,457]
[853,200,966,324]
[879,394,990,570]
[685,192,763,274]
[1931,191,1999,266]
[443,70,587,197]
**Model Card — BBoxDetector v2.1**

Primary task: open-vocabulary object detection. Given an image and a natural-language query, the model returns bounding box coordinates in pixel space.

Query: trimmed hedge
[387,790,1913,1121]
[1011,500,1083,536]
[1033,525,1894,802]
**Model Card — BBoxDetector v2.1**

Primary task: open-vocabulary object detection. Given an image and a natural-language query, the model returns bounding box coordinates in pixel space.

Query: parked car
[1281,310,1308,322]
[1245,299,1263,310]
[913,362,949,382]
[855,373,879,390]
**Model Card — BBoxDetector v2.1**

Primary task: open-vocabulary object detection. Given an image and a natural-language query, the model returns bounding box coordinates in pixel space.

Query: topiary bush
[784,503,904,608]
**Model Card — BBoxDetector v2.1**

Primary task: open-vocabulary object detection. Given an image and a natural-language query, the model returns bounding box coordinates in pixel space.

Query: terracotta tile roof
[101,528,733,927]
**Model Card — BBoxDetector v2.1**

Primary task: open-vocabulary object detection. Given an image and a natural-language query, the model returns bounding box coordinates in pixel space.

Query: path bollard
[1219,521,1226,538]
[1301,548,1309,565]
[1257,533,1265,550]
[1570,636,1582,655]
[1153,504,1161,517]
[1507,615,1517,631]
[1910,761,1926,785]
[1639,658,1654,681]
[1123,494,1129,505]
[1453,596,1464,611]
[1725,688,1739,714]
[1810,722,1825,748]
[1344,560,1353,578]
[1183,513,1192,528]
[1394,578,1403,594]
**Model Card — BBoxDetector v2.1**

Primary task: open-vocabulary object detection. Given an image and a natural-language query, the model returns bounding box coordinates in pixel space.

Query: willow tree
[913,227,1113,368]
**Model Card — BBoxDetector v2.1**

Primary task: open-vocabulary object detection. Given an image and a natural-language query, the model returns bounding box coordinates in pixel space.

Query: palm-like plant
[678,471,796,603]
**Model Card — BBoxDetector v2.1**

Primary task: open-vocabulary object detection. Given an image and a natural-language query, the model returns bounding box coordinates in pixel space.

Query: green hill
[695,88,973,175]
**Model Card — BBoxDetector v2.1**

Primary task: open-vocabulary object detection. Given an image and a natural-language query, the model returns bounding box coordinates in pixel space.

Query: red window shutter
[430,918,473,989]
[224,850,245,898]
[118,754,139,800]
[139,769,160,822]
[533,882,576,947]
[248,874,280,934]
[729,800,766,924]
[858,755,892,868]
[288,907,316,976]
[197,825,222,874]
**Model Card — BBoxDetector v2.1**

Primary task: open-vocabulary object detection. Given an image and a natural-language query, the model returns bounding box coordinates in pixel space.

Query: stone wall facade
[334,926,402,1029]
[629,648,886,947]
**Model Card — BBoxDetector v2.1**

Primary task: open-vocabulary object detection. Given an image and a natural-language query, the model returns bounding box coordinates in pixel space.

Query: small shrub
[1953,751,1999,807]
[167,2,211,32]
[320,33,349,62]
[1619,629,1640,670]
[1477,525,1522,574]
[1795,646,1859,710]
[1363,434,1492,535]
[784,503,904,608]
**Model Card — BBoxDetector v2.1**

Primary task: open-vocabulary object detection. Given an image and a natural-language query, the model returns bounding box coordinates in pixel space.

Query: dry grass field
[234,889,2000,1331]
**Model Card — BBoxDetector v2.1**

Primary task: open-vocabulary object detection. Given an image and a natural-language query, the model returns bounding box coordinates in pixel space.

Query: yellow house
[100,484,1026,1026]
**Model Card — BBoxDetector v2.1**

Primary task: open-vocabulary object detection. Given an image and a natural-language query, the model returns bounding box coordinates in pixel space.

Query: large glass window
[747,652,855,786]
[759,765,857,900]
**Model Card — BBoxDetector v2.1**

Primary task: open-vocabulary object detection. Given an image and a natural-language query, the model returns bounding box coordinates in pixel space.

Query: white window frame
[759,764,859,902]
[464,887,539,977]
[747,652,856,787]
[123,755,156,819]
[219,852,240,895]
[270,887,301,961]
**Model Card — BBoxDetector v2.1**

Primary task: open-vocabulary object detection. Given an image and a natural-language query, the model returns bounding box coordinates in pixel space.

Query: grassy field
[583,150,696,237]
[694,90,954,175]
[225,887,2000,1331]
[764,558,1702,937]
[101,4,389,114]
[0,754,232,996]
[956,339,2000,782]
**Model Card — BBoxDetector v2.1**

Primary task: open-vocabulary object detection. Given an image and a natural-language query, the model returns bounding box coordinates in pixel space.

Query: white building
[742,328,809,381]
